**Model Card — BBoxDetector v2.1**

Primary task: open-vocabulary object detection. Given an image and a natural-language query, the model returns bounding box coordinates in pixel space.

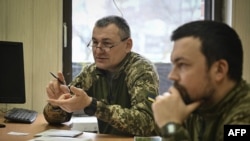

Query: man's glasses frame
[87,37,129,52]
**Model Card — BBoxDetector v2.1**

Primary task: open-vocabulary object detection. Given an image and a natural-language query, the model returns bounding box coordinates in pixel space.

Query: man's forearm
[96,100,157,136]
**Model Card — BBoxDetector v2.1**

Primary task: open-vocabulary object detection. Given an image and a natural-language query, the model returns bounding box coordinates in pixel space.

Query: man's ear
[125,38,133,52]
[213,59,229,81]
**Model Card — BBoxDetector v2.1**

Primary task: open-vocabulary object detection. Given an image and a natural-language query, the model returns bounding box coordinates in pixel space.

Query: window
[72,0,204,63]
[63,0,221,93]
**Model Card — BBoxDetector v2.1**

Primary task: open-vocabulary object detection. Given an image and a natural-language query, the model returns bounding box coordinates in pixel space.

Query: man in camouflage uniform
[43,15,160,136]
[152,20,250,141]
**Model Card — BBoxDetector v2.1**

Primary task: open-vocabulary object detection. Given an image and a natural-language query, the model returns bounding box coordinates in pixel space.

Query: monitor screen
[0,41,26,103]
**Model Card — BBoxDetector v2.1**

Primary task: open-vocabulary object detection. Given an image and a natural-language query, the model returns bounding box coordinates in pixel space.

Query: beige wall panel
[0,0,33,110]
[231,0,250,82]
[0,0,7,39]
[0,0,62,113]
[33,0,62,113]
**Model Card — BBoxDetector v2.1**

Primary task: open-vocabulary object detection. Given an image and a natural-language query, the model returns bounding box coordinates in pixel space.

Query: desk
[0,114,133,141]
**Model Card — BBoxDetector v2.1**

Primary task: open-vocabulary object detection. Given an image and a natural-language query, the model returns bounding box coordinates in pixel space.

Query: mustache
[173,82,192,104]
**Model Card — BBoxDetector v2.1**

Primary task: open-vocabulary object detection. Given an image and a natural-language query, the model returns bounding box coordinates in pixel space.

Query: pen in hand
[50,72,73,94]
[49,72,64,84]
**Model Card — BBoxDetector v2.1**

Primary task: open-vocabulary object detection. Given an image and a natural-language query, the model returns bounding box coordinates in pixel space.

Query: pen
[49,72,64,84]
[147,93,156,103]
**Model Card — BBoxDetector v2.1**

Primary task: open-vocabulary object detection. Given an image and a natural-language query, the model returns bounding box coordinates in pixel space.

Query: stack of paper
[34,129,83,137]
[28,129,92,141]
[29,137,92,141]
[70,116,99,132]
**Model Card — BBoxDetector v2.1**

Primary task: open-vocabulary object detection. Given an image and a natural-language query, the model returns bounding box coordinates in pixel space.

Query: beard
[173,82,192,104]
[173,77,215,105]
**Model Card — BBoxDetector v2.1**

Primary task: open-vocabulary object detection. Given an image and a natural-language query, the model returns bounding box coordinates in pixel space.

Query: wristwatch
[84,98,97,116]
[161,122,181,137]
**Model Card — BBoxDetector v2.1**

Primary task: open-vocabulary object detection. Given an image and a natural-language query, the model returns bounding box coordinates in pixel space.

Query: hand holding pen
[50,72,65,85]
[47,72,70,100]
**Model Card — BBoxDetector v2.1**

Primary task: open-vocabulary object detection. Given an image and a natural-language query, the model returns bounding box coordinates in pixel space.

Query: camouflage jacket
[44,52,160,136]
[161,80,250,141]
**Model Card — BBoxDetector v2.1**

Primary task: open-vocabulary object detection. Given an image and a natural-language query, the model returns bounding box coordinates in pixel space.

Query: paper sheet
[34,129,83,137]
[28,136,92,141]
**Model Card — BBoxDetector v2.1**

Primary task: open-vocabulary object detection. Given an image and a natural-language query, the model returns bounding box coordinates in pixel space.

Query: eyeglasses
[87,37,129,52]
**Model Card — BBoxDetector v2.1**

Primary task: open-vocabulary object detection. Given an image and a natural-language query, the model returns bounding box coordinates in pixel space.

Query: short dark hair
[171,20,243,82]
[95,15,131,40]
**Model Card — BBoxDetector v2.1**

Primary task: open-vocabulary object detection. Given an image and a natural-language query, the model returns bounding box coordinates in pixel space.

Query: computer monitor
[0,41,26,103]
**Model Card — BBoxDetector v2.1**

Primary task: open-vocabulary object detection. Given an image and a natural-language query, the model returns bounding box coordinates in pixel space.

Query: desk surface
[0,114,133,141]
